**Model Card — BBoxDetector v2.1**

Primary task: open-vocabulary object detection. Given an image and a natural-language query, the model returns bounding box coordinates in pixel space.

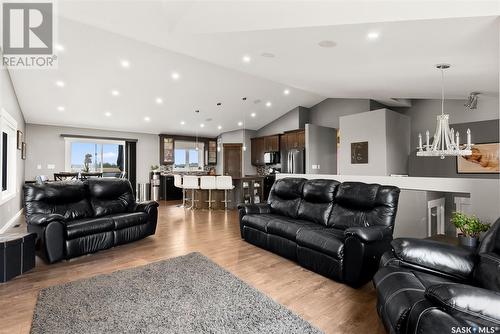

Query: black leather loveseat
[373,219,500,334]
[24,178,159,263]
[238,177,400,287]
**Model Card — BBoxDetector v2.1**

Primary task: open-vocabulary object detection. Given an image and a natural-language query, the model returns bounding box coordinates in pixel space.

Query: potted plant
[451,212,490,248]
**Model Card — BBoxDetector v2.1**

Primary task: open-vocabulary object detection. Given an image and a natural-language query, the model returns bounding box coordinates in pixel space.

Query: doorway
[223,144,242,178]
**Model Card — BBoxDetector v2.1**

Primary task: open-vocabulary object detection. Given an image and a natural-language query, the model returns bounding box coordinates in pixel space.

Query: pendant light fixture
[416,64,472,159]
[242,97,247,151]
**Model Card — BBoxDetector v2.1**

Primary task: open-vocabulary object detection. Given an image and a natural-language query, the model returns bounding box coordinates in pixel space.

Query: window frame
[0,108,18,205]
[173,140,205,171]
[64,137,126,173]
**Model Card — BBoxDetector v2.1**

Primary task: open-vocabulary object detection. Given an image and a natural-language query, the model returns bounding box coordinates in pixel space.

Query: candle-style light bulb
[467,128,471,148]
[426,130,430,150]
[456,131,460,148]
[418,133,423,151]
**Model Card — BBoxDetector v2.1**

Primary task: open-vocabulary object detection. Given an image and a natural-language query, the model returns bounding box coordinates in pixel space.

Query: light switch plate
[47,164,56,170]
[37,164,42,170]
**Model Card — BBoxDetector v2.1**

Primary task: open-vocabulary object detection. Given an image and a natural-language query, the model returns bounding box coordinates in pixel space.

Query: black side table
[0,233,36,283]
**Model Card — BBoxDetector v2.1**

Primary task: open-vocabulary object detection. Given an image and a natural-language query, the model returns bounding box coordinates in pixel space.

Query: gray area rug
[31,252,322,334]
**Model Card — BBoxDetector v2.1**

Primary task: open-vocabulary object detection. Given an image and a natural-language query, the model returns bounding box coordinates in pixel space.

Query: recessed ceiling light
[200,123,205,128]
[180,121,186,125]
[155,97,163,104]
[217,125,222,130]
[237,121,243,126]
[367,32,380,40]
[120,60,130,68]
[283,89,290,95]
[318,40,337,48]
[55,80,65,87]
[111,90,120,96]
[242,55,251,63]
[250,112,256,118]
[217,102,222,106]
[171,72,180,80]
[144,116,151,122]
[55,44,65,52]
[104,112,112,117]
[57,106,65,112]
[266,101,272,107]
[261,52,275,58]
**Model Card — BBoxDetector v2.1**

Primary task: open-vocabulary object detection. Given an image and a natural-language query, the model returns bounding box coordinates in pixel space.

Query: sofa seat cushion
[241,214,282,233]
[65,217,114,239]
[296,228,345,259]
[109,212,148,230]
[267,218,324,241]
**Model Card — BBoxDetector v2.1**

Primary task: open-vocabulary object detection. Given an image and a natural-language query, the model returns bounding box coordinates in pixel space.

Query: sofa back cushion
[297,179,339,225]
[87,179,135,217]
[328,182,400,229]
[268,178,306,219]
[23,181,93,221]
[475,219,500,292]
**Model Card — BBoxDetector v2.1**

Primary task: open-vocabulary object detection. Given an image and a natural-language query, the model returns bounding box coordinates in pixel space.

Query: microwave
[264,151,280,164]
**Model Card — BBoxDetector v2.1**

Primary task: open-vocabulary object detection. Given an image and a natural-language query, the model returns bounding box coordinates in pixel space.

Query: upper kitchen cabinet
[251,137,265,166]
[160,136,174,164]
[207,140,217,164]
[264,135,280,152]
[282,130,305,150]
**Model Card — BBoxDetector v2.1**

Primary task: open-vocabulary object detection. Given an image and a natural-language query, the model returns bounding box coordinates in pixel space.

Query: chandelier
[417,64,472,159]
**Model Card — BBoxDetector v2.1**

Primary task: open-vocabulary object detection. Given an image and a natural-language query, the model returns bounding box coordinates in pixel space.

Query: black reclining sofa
[238,177,400,287]
[24,178,159,263]
[374,218,500,334]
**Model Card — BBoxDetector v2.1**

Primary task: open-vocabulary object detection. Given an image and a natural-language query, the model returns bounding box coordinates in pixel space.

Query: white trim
[0,208,23,234]
[0,108,18,205]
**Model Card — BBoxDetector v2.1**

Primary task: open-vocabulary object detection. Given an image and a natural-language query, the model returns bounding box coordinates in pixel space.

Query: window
[65,138,125,176]
[173,140,204,170]
[0,108,17,204]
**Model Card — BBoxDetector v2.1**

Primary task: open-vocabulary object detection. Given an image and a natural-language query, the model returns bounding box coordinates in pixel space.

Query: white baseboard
[0,208,24,234]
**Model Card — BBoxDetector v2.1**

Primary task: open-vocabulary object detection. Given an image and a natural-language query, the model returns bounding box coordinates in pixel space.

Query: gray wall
[216,129,257,176]
[406,98,499,179]
[309,98,370,128]
[339,109,388,175]
[305,124,337,174]
[386,110,411,175]
[0,66,26,231]
[25,124,158,184]
[255,106,308,137]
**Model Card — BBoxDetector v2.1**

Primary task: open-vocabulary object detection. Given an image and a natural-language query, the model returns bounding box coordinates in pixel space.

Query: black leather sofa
[238,177,400,287]
[24,178,159,263]
[373,219,500,334]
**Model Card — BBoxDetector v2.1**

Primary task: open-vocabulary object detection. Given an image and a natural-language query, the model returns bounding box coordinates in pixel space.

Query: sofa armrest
[237,203,271,215]
[26,213,65,227]
[392,238,476,281]
[345,226,392,243]
[133,200,159,214]
[426,283,500,324]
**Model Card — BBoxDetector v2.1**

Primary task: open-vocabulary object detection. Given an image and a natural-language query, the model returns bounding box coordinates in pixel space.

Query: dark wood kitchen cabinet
[282,130,305,150]
[264,135,280,152]
[208,140,217,164]
[160,175,182,200]
[251,137,265,166]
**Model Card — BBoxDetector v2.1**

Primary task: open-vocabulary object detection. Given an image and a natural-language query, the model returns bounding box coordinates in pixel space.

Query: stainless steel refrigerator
[281,148,305,174]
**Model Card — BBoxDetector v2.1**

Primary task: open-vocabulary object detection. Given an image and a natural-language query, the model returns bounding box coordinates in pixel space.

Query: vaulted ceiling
[6,1,500,136]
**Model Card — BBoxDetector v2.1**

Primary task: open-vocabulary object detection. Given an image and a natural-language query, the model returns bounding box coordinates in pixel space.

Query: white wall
[25,124,158,183]
[256,107,307,137]
[385,110,411,175]
[0,67,26,232]
[305,124,337,174]
[216,129,257,176]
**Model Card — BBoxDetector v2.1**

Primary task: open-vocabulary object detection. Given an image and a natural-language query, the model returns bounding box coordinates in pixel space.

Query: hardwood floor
[0,201,386,334]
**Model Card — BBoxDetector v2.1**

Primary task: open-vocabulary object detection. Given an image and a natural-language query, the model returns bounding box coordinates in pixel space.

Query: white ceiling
[6,1,500,137]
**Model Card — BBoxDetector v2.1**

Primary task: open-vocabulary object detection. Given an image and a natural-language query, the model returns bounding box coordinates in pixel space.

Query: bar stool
[182,176,199,209]
[173,174,185,207]
[200,176,217,210]
[216,175,234,210]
